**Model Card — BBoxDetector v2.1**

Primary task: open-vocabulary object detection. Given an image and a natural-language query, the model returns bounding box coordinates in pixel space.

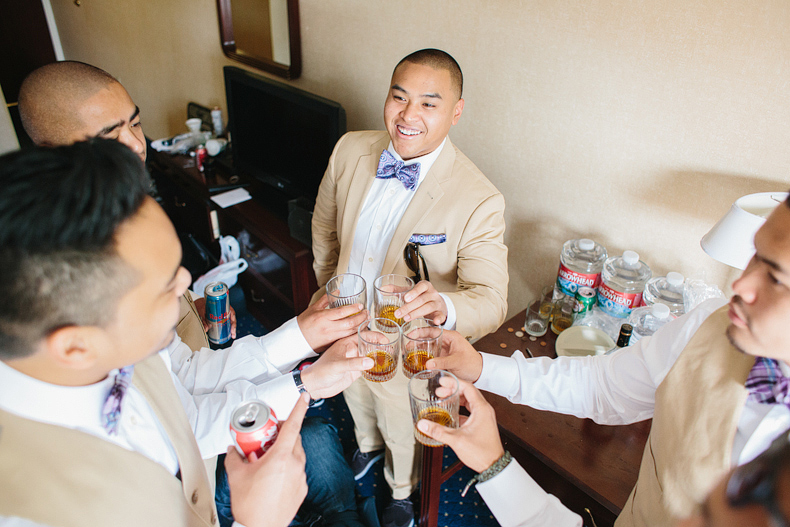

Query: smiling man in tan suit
[311,48,509,527]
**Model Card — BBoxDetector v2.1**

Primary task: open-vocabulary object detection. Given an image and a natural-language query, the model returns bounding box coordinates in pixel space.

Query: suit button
[191,490,199,504]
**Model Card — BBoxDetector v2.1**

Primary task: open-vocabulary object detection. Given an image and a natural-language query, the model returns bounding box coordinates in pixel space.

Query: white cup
[206,138,228,157]
[186,118,203,133]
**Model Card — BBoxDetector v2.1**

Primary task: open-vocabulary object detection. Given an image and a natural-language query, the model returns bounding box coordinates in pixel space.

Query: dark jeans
[216,416,365,527]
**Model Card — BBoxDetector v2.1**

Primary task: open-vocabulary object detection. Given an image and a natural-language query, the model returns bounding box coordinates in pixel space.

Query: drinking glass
[373,274,414,331]
[408,370,460,447]
[358,318,401,382]
[326,273,367,315]
[401,318,443,378]
[539,285,557,320]
[524,302,549,337]
[551,295,576,335]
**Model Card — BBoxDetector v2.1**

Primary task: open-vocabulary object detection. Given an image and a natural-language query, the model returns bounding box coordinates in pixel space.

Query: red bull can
[230,401,280,458]
[205,281,232,347]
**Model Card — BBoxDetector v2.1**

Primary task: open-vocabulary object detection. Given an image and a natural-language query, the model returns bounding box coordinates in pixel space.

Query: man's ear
[451,98,464,126]
[44,325,102,371]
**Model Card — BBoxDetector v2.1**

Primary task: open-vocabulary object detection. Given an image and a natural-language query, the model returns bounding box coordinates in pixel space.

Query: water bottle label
[556,263,601,296]
[597,283,643,318]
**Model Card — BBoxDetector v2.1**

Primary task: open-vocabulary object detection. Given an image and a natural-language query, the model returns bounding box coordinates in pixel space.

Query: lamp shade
[700,192,788,270]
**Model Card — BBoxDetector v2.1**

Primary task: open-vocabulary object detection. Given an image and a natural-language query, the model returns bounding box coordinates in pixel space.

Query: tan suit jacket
[311,131,508,340]
[0,353,217,527]
[178,293,209,351]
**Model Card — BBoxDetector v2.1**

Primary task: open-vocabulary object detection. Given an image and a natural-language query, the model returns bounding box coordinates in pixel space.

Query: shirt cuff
[251,372,301,421]
[257,317,317,370]
[439,293,457,330]
[477,460,582,527]
[475,352,521,396]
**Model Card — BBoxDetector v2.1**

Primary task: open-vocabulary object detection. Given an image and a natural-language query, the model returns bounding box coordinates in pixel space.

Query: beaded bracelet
[461,451,512,497]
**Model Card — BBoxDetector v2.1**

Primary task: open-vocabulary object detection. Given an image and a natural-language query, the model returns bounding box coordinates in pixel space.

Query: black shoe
[350,448,384,480]
[381,498,414,527]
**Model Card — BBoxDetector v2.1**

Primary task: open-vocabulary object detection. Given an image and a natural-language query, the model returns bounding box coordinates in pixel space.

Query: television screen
[224,66,346,212]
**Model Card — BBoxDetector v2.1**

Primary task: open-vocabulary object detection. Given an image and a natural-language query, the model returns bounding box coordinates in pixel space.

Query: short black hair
[0,139,151,359]
[395,48,463,99]
[18,61,119,145]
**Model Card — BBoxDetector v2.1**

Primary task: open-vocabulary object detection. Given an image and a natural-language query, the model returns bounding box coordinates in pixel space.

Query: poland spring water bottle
[627,303,672,344]
[597,250,651,319]
[642,272,685,316]
[555,238,607,297]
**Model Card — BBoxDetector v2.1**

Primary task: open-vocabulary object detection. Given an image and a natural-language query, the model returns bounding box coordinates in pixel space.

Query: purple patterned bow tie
[376,149,420,191]
[101,365,134,435]
[745,357,790,407]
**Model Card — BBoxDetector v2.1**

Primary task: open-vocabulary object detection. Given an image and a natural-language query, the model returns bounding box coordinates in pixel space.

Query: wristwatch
[291,370,316,406]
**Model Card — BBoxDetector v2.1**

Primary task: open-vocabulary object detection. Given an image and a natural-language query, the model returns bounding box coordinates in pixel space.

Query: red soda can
[196,144,208,172]
[230,400,280,458]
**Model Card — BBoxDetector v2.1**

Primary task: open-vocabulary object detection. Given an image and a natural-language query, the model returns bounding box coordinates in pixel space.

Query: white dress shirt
[0,316,315,527]
[167,315,316,458]
[476,461,582,527]
[348,139,457,329]
[476,297,790,466]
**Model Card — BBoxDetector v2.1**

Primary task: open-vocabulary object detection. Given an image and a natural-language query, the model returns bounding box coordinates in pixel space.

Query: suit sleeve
[311,135,345,297]
[444,192,509,340]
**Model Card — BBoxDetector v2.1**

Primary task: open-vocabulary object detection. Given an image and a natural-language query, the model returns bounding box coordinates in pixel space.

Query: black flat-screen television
[223,66,346,219]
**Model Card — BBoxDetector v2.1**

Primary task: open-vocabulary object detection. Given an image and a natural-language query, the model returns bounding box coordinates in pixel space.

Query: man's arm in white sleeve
[474,298,727,425]
[170,317,316,395]
[476,460,583,527]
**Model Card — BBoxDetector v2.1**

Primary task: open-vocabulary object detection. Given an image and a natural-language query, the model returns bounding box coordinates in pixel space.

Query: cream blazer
[311,131,509,341]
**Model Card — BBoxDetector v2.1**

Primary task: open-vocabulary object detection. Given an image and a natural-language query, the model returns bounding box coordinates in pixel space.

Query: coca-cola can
[196,144,208,172]
[230,400,280,458]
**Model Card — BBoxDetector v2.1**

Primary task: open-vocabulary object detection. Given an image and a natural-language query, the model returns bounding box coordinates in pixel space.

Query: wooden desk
[148,149,318,329]
[474,309,651,527]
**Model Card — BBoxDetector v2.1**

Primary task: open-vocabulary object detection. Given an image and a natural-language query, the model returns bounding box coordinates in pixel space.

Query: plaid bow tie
[101,365,134,435]
[745,357,790,407]
[376,149,420,191]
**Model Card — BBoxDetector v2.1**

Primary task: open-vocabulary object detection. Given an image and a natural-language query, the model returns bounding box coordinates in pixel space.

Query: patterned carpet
[233,290,500,527]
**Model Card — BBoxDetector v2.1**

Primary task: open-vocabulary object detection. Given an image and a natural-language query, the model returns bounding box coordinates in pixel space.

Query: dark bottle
[616,323,633,348]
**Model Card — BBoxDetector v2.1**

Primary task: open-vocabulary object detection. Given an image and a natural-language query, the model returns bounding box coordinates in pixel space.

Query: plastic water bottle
[597,250,651,319]
[643,272,685,316]
[574,305,621,341]
[627,303,672,344]
[555,238,608,297]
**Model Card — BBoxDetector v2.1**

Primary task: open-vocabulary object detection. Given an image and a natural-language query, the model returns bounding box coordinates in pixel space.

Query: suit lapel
[336,136,389,274]
[380,140,455,274]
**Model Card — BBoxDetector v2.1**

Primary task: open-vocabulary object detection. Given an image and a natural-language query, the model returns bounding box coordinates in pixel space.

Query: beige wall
[48,0,790,320]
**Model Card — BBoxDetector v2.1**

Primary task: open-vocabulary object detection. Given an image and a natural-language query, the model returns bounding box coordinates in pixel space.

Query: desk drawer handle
[584,508,598,527]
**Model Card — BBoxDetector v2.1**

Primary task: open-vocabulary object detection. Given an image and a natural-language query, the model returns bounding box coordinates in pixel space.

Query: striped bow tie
[745,357,790,407]
[376,149,420,191]
[101,365,134,435]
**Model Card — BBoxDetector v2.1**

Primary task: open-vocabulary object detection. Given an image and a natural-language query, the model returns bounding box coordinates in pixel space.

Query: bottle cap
[623,250,639,266]
[667,272,684,286]
[650,303,671,319]
[579,239,595,251]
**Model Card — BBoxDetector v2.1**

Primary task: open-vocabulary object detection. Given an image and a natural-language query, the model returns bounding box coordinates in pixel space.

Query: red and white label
[556,263,601,295]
